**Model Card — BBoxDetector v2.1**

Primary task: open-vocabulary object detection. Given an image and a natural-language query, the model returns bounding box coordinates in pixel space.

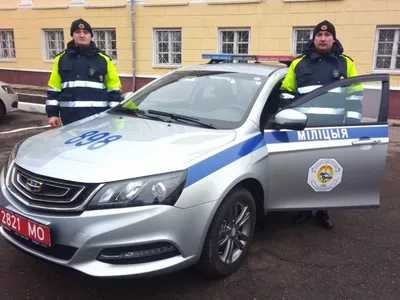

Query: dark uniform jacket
[280,39,362,125]
[46,41,122,125]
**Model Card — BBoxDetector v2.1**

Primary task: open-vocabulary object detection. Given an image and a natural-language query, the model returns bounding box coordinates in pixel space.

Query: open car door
[263,74,390,211]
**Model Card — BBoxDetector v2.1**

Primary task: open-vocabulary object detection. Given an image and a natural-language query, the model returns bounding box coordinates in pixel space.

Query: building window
[153,29,182,67]
[93,29,117,61]
[0,30,16,60]
[218,29,250,55]
[292,28,313,56]
[43,29,65,61]
[373,28,400,72]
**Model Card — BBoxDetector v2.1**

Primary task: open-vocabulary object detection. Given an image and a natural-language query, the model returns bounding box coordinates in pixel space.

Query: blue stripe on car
[185,134,264,187]
[185,125,389,187]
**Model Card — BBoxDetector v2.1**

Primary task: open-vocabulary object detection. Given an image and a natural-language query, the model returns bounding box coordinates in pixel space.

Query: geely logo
[26,179,44,193]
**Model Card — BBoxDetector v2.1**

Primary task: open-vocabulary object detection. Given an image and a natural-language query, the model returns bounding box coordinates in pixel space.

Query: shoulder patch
[340,54,353,62]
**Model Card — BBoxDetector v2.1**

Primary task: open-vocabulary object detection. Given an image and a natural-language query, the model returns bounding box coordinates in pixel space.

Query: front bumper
[0,168,216,278]
[3,94,18,114]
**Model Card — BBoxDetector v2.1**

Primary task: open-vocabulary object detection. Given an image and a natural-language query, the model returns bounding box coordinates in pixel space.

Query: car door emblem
[307,158,343,192]
[26,179,44,193]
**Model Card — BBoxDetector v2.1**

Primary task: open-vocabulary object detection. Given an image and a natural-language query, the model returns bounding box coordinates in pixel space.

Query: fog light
[97,242,180,264]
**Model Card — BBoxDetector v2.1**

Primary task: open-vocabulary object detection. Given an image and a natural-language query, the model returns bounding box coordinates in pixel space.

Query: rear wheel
[197,187,256,277]
[0,101,5,123]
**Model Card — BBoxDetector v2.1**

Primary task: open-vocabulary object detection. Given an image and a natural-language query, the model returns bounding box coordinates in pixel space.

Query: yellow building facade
[1,0,400,93]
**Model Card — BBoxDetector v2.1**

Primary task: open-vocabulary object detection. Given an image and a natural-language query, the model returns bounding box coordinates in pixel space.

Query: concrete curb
[18,102,46,114]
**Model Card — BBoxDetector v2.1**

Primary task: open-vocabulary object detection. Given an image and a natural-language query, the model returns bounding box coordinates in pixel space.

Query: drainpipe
[130,0,136,92]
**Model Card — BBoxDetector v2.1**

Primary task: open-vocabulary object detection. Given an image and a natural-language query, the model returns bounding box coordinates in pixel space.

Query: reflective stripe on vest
[346,95,363,101]
[108,88,122,92]
[59,101,109,108]
[296,107,345,115]
[62,81,106,90]
[46,100,59,106]
[109,101,120,107]
[346,111,362,120]
[281,93,295,100]
[297,85,344,95]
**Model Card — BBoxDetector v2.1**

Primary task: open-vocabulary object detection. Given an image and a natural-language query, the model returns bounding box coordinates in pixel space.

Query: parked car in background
[0,81,18,121]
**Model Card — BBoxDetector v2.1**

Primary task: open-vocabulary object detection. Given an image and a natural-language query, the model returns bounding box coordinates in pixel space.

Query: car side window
[292,80,385,127]
[260,78,285,129]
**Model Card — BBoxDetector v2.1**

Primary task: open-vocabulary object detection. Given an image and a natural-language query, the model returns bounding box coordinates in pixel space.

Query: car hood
[14,114,236,183]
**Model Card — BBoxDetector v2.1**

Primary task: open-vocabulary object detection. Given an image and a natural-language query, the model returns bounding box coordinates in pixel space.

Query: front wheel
[197,187,256,277]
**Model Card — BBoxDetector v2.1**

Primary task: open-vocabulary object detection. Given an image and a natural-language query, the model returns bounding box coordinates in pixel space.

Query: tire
[197,187,256,277]
[0,101,5,123]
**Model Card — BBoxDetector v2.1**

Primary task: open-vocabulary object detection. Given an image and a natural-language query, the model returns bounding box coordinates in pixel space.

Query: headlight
[3,141,22,179]
[1,85,15,94]
[87,170,187,210]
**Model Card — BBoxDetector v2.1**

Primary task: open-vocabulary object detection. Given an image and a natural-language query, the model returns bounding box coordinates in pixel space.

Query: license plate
[0,208,51,247]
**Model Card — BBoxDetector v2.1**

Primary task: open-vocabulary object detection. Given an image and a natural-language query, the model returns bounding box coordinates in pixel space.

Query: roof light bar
[256,55,296,62]
[201,54,257,61]
[201,53,296,66]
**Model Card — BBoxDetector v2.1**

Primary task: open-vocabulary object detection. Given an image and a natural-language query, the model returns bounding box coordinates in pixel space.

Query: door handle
[352,139,382,146]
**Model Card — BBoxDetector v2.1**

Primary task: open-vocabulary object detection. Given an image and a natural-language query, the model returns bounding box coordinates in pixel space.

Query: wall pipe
[130,0,136,91]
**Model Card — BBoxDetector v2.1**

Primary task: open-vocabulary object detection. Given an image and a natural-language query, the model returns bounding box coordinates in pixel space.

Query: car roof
[178,62,287,77]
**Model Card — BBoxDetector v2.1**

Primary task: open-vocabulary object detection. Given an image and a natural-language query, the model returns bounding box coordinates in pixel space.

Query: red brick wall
[389,90,400,120]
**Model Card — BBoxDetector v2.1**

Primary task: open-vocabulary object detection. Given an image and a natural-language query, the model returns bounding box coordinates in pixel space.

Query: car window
[143,77,195,104]
[113,70,268,129]
[292,80,384,127]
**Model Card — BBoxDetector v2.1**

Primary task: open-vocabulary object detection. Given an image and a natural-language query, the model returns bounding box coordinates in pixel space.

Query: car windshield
[111,70,268,129]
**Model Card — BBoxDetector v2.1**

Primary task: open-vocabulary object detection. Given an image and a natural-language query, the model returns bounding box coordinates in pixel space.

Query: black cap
[70,18,93,37]
[313,20,336,40]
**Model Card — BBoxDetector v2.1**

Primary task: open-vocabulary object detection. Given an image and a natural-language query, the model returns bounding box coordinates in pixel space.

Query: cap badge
[78,23,85,29]
[321,25,328,30]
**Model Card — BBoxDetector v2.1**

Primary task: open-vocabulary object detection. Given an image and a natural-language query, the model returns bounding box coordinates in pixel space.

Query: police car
[0,53,390,278]
[0,81,18,121]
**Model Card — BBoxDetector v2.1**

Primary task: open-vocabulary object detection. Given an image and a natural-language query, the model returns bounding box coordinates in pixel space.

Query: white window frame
[0,29,16,61]
[42,29,65,62]
[292,27,313,56]
[217,28,251,55]
[152,28,182,68]
[372,26,400,74]
[93,28,118,62]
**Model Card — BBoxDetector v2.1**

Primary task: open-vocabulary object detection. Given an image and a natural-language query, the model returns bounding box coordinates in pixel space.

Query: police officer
[280,20,362,229]
[46,18,122,127]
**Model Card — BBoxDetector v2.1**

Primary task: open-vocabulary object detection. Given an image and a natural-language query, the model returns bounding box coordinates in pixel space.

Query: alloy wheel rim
[218,201,251,264]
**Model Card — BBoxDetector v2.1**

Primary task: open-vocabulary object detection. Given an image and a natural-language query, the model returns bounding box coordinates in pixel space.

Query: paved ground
[0,111,400,300]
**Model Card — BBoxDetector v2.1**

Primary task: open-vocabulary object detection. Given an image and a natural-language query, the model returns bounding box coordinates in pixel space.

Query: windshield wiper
[147,109,215,129]
[113,107,167,122]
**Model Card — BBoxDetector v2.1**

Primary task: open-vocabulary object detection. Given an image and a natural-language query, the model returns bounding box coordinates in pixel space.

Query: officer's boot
[292,210,313,225]
[316,210,334,229]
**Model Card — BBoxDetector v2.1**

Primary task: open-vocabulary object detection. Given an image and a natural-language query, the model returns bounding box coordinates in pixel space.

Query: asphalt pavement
[0,111,399,300]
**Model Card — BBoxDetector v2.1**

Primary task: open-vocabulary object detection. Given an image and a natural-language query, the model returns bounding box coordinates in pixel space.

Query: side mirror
[271,108,307,130]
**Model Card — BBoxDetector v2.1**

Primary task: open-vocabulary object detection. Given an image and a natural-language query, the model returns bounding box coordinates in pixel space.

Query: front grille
[14,167,84,203]
[3,226,78,261]
[7,165,101,212]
